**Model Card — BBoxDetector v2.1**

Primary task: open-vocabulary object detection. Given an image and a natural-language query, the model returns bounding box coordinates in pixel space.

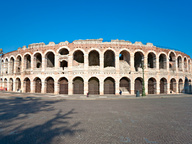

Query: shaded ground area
[0,96,192,143]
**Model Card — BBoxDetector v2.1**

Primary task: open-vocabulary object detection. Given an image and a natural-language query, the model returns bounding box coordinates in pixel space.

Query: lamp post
[142,56,146,96]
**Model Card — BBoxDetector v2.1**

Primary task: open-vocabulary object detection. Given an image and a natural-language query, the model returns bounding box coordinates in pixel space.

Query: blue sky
[0,0,192,57]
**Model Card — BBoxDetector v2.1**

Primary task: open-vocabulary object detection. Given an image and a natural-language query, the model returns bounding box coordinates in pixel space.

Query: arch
[60,60,68,70]
[34,77,42,93]
[134,77,143,94]
[119,77,130,94]
[34,53,42,68]
[159,53,167,69]
[104,50,115,68]
[45,52,55,67]
[188,59,191,72]
[148,77,157,94]
[160,78,167,94]
[4,78,7,90]
[88,77,99,95]
[59,77,68,94]
[5,59,8,74]
[184,78,189,93]
[0,78,2,87]
[134,51,144,71]
[104,77,115,94]
[189,79,192,93]
[119,50,130,71]
[169,52,176,71]
[9,78,14,91]
[24,77,31,93]
[15,78,21,91]
[73,77,84,94]
[147,52,156,68]
[73,50,84,67]
[57,46,70,54]
[178,79,184,93]
[184,57,187,72]
[45,77,54,93]
[10,57,15,74]
[16,55,22,73]
[58,48,69,55]
[177,56,182,71]
[170,78,176,93]
[24,54,31,69]
[89,50,100,66]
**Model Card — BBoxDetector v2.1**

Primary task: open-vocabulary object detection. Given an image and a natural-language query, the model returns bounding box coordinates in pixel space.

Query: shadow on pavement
[0,98,84,144]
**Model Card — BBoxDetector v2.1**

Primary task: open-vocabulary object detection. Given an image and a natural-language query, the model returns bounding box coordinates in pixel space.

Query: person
[87,92,89,97]
[119,90,122,95]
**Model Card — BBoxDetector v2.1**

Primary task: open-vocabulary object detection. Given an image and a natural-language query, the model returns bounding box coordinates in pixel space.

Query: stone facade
[0,39,192,95]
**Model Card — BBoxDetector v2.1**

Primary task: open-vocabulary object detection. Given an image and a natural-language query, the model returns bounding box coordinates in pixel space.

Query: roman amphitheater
[0,39,191,96]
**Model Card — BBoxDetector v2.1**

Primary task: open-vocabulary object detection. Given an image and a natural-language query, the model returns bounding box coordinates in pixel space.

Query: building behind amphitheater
[0,39,192,95]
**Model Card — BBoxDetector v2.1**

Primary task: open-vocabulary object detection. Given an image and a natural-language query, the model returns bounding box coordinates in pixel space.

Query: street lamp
[141,56,146,96]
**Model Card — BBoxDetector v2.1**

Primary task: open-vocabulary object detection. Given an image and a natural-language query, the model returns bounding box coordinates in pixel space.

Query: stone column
[55,54,59,72]
[130,79,135,95]
[156,57,159,70]
[13,79,16,92]
[100,54,104,72]
[68,81,73,95]
[115,79,119,95]
[167,82,170,94]
[156,79,160,94]
[145,76,148,95]
[84,54,88,71]
[100,81,104,95]
[41,81,46,93]
[31,55,34,72]
[42,57,46,72]
[68,55,73,72]
[130,53,135,72]
[54,82,59,94]
[14,60,17,74]
[176,82,178,94]
[84,80,88,95]
[31,81,35,93]
[22,81,25,93]
[167,59,169,72]
[115,54,119,74]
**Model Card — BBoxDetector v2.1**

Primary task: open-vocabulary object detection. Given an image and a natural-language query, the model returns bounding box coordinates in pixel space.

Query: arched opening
[60,60,68,70]
[24,78,30,93]
[177,56,182,71]
[46,52,55,67]
[169,52,176,71]
[59,77,68,94]
[135,77,143,94]
[104,50,115,68]
[170,78,176,93]
[34,53,42,68]
[160,78,167,94]
[9,78,13,91]
[120,77,130,94]
[73,50,84,67]
[10,57,14,74]
[15,78,21,91]
[89,50,100,66]
[148,78,156,94]
[5,59,8,74]
[178,79,184,93]
[134,52,144,71]
[73,77,84,94]
[147,53,156,68]
[46,77,54,93]
[88,77,99,95]
[24,54,31,69]
[16,56,22,73]
[159,54,167,69]
[59,48,69,55]
[184,78,189,93]
[104,77,115,94]
[184,58,187,72]
[119,50,130,71]
[1,60,3,74]
[34,78,42,93]
[4,78,7,90]
[0,78,2,87]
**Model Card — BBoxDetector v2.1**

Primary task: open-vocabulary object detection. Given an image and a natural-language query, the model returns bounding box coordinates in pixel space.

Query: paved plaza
[0,93,192,144]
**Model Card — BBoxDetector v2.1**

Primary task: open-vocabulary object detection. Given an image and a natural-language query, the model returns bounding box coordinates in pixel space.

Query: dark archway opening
[135,77,143,94]
[160,78,167,94]
[35,53,42,68]
[170,78,176,93]
[25,55,31,69]
[134,52,144,71]
[59,77,68,94]
[120,77,130,94]
[46,52,55,67]
[178,79,183,93]
[24,78,31,93]
[46,77,54,93]
[177,56,182,71]
[89,50,100,66]
[73,77,84,94]
[88,77,99,95]
[104,50,115,68]
[59,49,69,55]
[159,54,167,69]
[104,77,115,94]
[148,53,156,68]
[60,61,68,70]
[148,78,156,94]
[35,78,42,93]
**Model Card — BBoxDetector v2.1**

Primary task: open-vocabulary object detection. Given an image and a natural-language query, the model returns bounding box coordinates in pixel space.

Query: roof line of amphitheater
[2,38,191,59]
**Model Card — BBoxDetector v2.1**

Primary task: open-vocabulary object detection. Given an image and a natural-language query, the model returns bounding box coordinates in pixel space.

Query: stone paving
[0,92,192,144]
